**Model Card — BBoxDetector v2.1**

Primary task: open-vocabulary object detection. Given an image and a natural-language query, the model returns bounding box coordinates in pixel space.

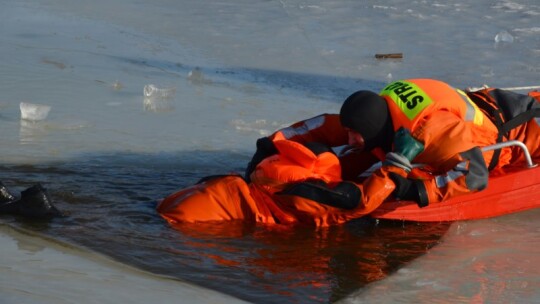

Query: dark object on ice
[375,53,403,59]
[0,182,16,204]
[0,183,62,218]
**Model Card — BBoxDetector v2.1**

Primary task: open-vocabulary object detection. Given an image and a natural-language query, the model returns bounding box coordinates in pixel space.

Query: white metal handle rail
[481,140,537,168]
[359,140,537,178]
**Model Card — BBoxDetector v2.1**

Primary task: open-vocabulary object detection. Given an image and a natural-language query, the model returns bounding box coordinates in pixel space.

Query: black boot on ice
[0,182,16,204]
[15,183,62,218]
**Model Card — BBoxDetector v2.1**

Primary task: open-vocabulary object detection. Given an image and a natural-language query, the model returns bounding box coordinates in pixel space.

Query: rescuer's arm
[388,113,490,207]
[416,147,488,205]
[277,128,425,213]
[382,128,430,206]
[278,180,361,210]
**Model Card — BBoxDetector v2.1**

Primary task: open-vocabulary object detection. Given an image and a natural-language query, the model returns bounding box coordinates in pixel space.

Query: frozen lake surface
[0,224,248,304]
[1,0,539,303]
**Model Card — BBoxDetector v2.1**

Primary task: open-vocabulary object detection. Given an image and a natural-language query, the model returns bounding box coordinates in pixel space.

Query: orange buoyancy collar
[250,132,342,191]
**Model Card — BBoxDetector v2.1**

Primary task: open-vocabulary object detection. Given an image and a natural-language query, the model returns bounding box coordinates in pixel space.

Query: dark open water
[0,155,451,303]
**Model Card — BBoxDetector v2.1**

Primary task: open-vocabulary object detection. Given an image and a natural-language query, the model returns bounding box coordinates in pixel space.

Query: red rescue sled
[371,140,540,222]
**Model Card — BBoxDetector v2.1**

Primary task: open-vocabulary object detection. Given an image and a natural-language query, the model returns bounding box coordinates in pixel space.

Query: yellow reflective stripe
[456,89,484,126]
[380,81,433,120]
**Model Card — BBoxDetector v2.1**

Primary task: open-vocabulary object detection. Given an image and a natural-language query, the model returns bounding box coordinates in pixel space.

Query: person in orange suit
[158,79,540,227]
[244,79,540,216]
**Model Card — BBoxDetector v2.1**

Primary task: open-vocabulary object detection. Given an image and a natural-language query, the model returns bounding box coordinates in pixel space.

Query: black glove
[388,173,428,207]
[244,137,278,182]
[278,180,360,210]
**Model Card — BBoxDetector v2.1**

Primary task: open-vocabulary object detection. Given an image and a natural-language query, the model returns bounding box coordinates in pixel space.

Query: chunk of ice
[143,84,176,98]
[20,102,51,121]
[494,30,514,43]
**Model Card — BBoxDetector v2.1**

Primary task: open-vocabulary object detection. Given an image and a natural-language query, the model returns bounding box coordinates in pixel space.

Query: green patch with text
[381,81,432,120]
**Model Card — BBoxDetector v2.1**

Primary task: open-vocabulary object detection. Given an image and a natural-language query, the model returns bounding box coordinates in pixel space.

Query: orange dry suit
[266,79,540,210]
[158,130,404,226]
[157,134,362,226]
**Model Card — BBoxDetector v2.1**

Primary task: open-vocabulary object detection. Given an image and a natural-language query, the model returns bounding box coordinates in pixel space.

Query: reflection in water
[16,236,46,254]
[0,159,450,303]
[143,97,174,112]
[19,119,49,144]
[342,210,540,303]
[105,219,448,303]
[177,219,449,302]
[143,84,176,112]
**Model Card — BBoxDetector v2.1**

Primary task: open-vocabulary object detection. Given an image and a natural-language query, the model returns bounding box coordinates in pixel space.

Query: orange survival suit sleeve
[268,110,494,216]
[410,111,494,205]
[274,164,404,224]
[245,114,351,182]
[271,114,380,178]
